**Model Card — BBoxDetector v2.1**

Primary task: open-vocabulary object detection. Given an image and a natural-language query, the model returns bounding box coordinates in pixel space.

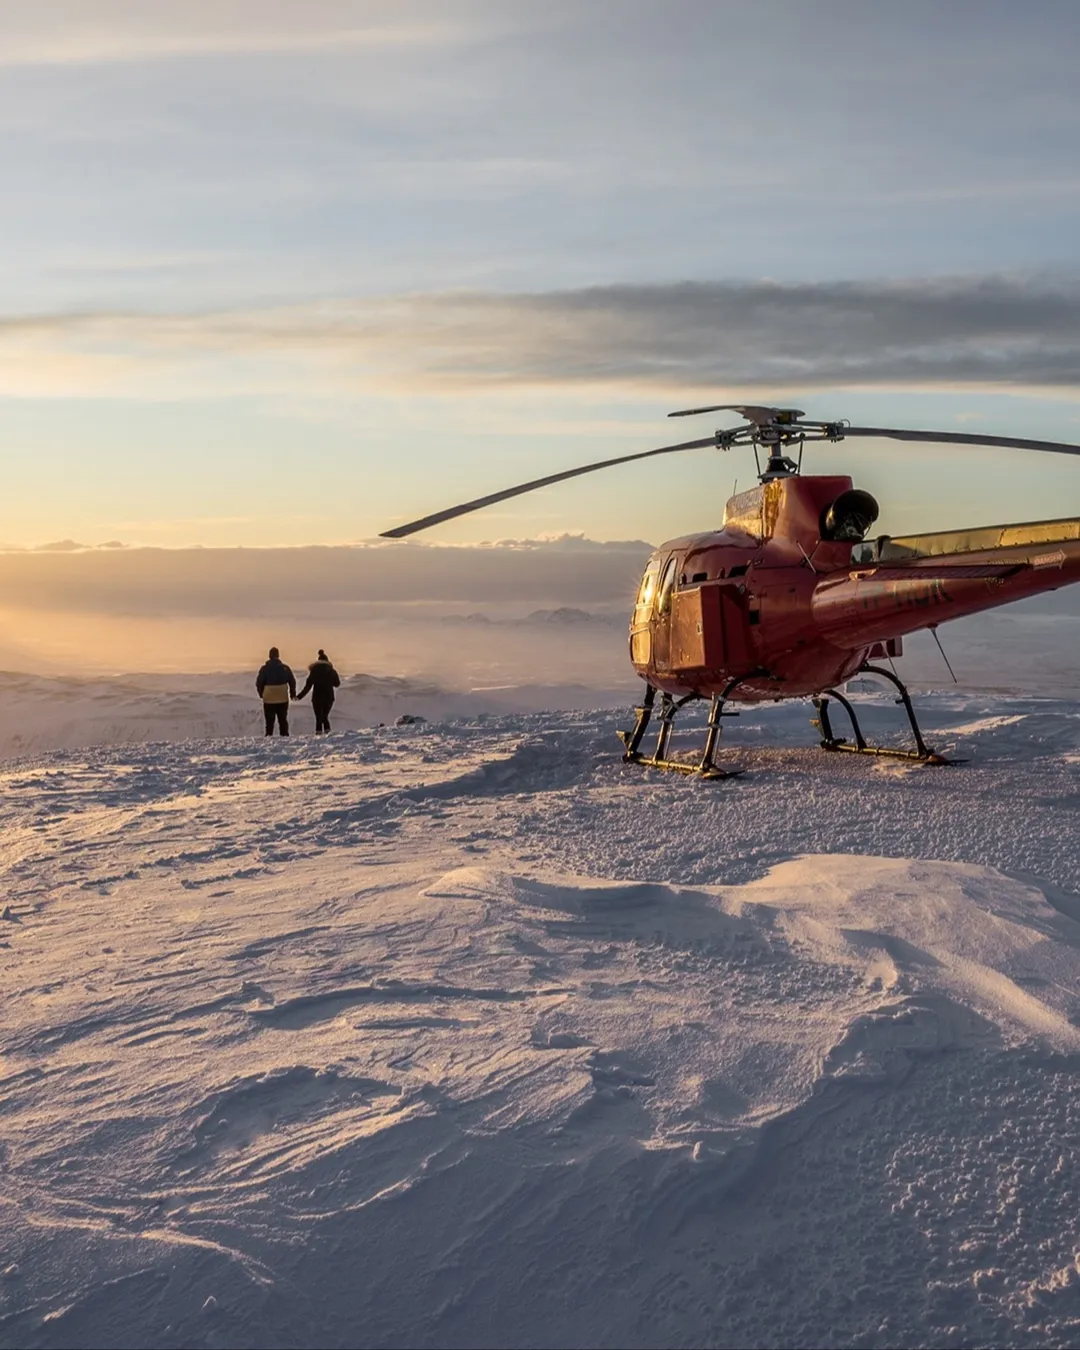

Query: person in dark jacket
[295,649,341,733]
[255,646,297,736]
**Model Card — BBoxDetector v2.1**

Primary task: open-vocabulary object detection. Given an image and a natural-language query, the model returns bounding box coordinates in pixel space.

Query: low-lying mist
[0,603,632,688]
[0,536,650,683]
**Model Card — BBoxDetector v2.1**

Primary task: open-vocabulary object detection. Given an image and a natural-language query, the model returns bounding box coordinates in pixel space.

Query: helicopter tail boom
[812,537,1080,648]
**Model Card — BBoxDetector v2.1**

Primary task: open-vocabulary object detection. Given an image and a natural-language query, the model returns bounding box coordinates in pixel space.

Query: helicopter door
[650,556,679,670]
[715,583,753,673]
[669,581,753,674]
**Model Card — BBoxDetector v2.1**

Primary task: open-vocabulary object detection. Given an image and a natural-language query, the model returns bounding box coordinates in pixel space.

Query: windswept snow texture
[4,697,1080,1347]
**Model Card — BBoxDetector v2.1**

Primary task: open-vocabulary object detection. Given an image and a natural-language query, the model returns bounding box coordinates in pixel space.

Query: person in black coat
[255,646,297,736]
[295,649,341,733]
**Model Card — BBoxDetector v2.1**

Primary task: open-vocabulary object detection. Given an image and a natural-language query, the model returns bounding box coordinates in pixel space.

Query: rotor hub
[686,406,852,481]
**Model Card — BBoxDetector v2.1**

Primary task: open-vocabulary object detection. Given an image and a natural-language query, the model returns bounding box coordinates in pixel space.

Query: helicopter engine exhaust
[821,489,880,542]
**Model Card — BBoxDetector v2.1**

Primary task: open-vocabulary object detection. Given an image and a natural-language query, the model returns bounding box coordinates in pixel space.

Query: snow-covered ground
[4,692,1080,1348]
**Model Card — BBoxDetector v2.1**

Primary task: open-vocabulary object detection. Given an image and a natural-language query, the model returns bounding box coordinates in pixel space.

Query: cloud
[355,276,1080,391]
[6,275,1080,401]
[0,537,654,616]
[0,4,465,68]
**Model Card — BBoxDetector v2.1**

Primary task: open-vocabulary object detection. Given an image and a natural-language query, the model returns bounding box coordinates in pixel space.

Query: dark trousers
[312,695,333,734]
[264,703,289,736]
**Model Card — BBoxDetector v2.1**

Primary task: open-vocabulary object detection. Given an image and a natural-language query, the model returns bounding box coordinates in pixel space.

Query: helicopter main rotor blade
[668,403,802,425]
[844,426,1080,457]
[379,435,720,539]
[668,404,755,418]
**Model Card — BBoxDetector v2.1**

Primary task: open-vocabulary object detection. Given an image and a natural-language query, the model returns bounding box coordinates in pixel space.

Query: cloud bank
[0,536,652,616]
[6,275,1080,399]
[0,535,649,681]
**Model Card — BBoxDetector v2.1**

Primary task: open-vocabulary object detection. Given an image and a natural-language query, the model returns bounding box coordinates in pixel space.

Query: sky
[5,1,1080,556]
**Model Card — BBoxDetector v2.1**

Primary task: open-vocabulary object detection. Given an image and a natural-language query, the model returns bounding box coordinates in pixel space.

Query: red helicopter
[382,406,1080,776]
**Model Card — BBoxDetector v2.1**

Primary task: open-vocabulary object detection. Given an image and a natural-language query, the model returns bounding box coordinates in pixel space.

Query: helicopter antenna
[929,624,958,684]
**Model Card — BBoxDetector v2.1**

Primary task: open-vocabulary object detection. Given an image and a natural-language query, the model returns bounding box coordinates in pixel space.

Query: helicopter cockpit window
[637,565,659,608]
[657,558,678,616]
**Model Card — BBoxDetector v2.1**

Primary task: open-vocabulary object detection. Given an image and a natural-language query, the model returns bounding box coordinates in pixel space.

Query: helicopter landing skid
[618,681,746,779]
[812,665,951,765]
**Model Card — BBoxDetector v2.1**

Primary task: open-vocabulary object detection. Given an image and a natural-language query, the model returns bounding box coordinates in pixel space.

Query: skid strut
[618,678,747,778]
[812,664,950,764]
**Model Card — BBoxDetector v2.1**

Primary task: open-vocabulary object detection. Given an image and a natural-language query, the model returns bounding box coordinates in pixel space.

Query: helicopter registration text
[856,578,954,612]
